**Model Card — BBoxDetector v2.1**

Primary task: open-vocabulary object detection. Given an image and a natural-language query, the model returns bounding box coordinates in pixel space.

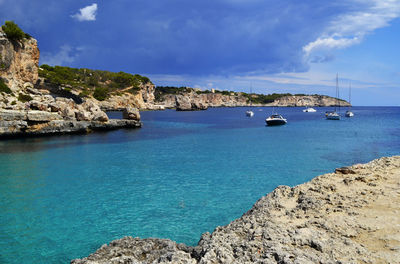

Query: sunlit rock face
[0,28,40,92]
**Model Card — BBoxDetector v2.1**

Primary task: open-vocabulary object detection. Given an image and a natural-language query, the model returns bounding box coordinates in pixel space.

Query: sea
[0,106,399,263]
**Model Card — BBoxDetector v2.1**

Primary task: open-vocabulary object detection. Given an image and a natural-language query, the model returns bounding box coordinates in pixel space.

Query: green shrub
[11,100,16,105]
[40,64,53,71]
[2,21,26,41]
[0,78,12,94]
[18,93,33,102]
[127,87,140,95]
[79,89,90,97]
[93,87,108,101]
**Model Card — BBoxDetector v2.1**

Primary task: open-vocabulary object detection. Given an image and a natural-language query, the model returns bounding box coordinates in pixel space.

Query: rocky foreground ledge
[72,156,400,263]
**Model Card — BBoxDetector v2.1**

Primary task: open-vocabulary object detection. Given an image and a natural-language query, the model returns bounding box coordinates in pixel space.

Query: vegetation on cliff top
[1,21,31,41]
[0,78,12,94]
[39,65,152,101]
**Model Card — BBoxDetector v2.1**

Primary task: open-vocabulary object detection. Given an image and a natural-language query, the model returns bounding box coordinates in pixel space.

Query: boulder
[48,103,61,112]
[192,101,208,110]
[29,100,48,111]
[92,111,109,122]
[175,95,192,111]
[75,110,92,121]
[122,107,140,120]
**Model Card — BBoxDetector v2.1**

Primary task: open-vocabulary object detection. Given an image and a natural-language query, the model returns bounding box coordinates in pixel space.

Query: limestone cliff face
[157,91,249,110]
[0,28,40,92]
[97,83,165,111]
[154,92,350,110]
[272,95,350,107]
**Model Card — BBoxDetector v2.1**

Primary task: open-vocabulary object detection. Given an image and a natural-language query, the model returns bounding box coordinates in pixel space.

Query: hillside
[38,65,152,101]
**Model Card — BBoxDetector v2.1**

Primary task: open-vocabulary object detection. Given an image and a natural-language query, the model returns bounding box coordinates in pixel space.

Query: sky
[1,0,400,105]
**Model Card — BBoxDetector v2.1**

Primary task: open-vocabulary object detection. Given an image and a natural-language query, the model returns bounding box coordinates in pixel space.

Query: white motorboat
[345,110,354,117]
[303,107,317,112]
[266,114,287,126]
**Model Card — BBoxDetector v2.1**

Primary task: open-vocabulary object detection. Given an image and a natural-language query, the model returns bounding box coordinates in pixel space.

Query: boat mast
[250,83,252,107]
[337,74,340,112]
[335,73,338,112]
[349,82,351,109]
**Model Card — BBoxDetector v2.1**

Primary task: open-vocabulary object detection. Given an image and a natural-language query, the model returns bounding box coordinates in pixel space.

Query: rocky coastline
[72,156,400,263]
[0,28,141,138]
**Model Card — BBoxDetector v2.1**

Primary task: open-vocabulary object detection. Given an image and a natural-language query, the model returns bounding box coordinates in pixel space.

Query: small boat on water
[266,114,287,126]
[326,111,340,120]
[246,110,254,117]
[345,82,354,117]
[345,110,354,117]
[303,107,317,112]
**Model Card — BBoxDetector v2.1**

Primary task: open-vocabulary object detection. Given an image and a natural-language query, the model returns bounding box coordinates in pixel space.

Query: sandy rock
[122,107,140,120]
[72,156,400,264]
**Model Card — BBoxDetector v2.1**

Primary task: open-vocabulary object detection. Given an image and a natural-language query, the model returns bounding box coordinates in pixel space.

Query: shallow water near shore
[0,106,399,263]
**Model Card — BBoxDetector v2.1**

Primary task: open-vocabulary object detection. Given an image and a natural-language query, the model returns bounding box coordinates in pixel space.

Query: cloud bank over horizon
[1,0,400,105]
[1,1,399,76]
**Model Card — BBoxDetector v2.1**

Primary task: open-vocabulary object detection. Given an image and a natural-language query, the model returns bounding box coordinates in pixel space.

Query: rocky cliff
[272,94,350,107]
[96,83,165,111]
[0,28,39,92]
[0,27,141,137]
[146,88,350,111]
[72,156,400,263]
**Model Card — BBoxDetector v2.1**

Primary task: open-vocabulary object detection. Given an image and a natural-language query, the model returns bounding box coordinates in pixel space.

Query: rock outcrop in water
[0,27,141,137]
[72,156,400,263]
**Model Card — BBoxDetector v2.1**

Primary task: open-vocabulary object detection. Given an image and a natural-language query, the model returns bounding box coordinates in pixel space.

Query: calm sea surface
[0,106,399,263]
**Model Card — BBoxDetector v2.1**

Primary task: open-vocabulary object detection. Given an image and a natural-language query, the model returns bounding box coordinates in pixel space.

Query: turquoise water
[0,106,399,263]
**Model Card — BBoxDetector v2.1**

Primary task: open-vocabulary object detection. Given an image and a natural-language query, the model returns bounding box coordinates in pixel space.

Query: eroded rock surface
[0,29,141,137]
[72,156,400,264]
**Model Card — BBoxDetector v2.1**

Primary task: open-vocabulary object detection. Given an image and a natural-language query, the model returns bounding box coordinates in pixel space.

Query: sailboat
[345,82,354,117]
[303,106,317,112]
[326,74,341,120]
[246,84,254,117]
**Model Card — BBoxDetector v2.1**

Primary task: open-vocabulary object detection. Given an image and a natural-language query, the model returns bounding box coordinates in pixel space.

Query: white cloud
[40,45,77,66]
[71,3,97,22]
[303,36,360,55]
[303,0,400,56]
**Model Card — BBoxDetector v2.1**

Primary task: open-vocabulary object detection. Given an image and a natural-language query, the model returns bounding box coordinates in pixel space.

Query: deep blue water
[0,106,399,263]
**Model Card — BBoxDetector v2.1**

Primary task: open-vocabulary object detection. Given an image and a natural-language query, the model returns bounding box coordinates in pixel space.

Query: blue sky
[1,0,400,105]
